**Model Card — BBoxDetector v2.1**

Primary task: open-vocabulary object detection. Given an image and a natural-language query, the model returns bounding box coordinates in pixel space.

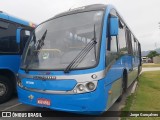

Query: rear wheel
[0,76,14,104]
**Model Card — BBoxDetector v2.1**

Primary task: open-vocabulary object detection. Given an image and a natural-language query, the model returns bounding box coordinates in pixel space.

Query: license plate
[37,98,51,106]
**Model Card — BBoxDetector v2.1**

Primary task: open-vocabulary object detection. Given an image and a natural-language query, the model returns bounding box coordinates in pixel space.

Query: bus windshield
[21,11,103,70]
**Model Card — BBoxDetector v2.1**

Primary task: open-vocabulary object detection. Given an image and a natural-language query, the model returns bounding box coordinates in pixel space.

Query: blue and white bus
[17,4,141,114]
[0,11,35,103]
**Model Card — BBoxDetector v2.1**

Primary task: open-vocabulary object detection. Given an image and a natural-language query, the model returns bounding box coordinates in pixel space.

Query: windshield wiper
[35,30,47,53]
[64,25,97,73]
[25,30,47,73]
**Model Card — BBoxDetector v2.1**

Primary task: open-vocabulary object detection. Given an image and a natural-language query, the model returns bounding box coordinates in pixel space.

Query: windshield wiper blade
[64,40,97,73]
[36,30,47,53]
[64,25,97,73]
[25,30,47,73]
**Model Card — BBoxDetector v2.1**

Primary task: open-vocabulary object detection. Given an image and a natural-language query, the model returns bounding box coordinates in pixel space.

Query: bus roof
[53,4,107,19]
[0,11,36,28]
[40,4,139,42]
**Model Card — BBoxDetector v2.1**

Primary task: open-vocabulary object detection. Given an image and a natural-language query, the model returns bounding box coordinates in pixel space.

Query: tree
[147,51,159,60]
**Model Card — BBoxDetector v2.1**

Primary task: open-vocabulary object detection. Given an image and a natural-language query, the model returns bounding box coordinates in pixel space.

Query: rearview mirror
[109,17,119,36]
[16,27,33,43]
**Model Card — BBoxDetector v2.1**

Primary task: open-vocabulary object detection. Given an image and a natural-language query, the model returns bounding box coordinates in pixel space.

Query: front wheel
[0,76,13,104]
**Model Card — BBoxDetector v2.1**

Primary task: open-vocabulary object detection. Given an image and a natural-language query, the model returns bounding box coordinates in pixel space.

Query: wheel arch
[0,69,17,90]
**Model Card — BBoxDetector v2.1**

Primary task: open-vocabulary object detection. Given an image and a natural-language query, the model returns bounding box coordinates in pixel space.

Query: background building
[153,56,160,64]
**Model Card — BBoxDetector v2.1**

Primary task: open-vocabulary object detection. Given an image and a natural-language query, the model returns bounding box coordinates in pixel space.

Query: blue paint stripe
[9,16,30,26]
[0,13,9,20]
[0,12,30,26]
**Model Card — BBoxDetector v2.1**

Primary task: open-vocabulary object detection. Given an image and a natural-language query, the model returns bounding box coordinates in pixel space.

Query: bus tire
[0,75,13,104]
[117,72,127,102]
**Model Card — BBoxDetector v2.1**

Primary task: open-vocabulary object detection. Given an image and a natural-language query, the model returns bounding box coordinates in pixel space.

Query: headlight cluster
[73,81,98,94]
[17,75,23,88]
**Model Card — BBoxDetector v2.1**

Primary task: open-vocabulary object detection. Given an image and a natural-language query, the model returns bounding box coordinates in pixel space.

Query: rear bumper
[17,80,107,114]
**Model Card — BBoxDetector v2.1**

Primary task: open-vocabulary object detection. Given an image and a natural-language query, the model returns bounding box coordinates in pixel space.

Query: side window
[134,40,137,56]
[138,42,141,57]
[118,20,127,54]
[106,36,118,66]
[110,36,118,53]
[0,21,19,53]
[131,35,139,57]
[131,34,135,56]
[135,39,139,56]
[126,29,133,54]
[138,43,142,65]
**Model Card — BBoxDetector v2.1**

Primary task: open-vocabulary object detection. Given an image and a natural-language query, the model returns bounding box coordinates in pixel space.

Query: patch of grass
[121,71,160,120]
[142,63,160,67]
[122,94,135,111]
[121,94,135,120]
[131,71,160,111]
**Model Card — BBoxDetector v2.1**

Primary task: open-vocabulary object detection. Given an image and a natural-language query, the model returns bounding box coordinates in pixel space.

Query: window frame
[125,28,133,55]
[0,19,30,55]
[105,9,119,66]
[117,19,128,55]
[20,29,32,54]
[107,9,119,52]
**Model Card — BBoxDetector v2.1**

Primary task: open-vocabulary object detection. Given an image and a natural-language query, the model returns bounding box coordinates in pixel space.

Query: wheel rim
[0,83,7,96]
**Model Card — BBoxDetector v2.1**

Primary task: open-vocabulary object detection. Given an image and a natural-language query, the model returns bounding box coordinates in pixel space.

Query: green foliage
[147,51,159,59]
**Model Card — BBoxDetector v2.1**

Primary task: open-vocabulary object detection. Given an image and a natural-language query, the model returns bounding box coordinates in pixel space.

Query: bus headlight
[74,81,98,94]
[17,80,23,88]
[77,84,85,91]
[17,75,23,88]
[86,82,95,90]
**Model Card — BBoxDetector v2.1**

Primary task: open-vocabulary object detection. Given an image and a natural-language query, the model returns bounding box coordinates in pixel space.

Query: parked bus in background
[0,11,35,103]
[17,4,142,114]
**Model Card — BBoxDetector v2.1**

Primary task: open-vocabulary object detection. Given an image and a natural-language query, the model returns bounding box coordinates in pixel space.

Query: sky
[0,0,160,51]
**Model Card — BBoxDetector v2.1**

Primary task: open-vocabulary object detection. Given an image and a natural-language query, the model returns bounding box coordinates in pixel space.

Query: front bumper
[17,80,107,115]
